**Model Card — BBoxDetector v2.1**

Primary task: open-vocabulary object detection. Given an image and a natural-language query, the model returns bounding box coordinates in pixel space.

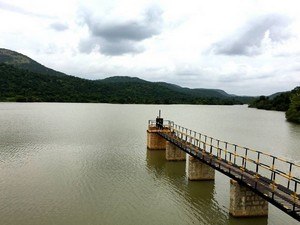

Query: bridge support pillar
[230,179,268,217]
[188,156,215,180]
[166,141,186,161]
[147,129,168,150]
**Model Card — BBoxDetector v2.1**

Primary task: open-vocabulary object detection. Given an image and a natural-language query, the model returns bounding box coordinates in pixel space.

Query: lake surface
[0,103,299,225]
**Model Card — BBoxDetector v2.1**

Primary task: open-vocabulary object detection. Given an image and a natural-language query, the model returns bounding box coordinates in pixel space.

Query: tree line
[249,87,300,123]
[0,63,243,105]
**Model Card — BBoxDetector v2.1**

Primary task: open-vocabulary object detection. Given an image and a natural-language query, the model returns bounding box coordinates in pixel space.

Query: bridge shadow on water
[146,149,268,225]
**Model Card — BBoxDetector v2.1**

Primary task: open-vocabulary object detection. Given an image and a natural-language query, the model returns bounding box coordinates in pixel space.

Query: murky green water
[0,103,299,225]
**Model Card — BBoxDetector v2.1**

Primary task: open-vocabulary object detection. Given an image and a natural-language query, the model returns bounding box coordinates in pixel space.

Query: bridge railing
[170,123,300,210]
[148,119,174,130]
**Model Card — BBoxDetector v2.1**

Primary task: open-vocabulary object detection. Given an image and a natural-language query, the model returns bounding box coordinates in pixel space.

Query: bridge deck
[148,119,300,221]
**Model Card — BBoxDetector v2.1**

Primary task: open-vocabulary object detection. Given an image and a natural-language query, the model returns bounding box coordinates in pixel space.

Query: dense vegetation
[286,87,300,123]
[249,87,300,123]
[248,92,291,111]
[0,64,248,105]
[0,48,255,105]
[0,48,66,77]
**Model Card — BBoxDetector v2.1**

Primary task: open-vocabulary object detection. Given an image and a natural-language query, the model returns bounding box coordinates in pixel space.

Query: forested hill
[0,48,66,77]
[249,92,291,111]
[0,63,250,104]
[98,76,255,103]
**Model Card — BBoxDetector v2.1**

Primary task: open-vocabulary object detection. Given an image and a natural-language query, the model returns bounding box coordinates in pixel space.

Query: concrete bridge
[146,115,300,221]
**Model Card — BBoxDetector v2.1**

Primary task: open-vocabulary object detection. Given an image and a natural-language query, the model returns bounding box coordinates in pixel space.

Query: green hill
[0,48,67,77]
[98,77,253,103]
[0,63,248,104]
[155,82,229,98]
[0,48,256,105]
[99,76,148,84]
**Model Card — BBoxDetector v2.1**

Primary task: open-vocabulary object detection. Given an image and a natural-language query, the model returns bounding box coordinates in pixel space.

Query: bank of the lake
[248,86,300,124]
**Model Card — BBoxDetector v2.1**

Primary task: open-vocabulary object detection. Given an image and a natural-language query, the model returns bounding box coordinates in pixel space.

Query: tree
[286,87,300,123]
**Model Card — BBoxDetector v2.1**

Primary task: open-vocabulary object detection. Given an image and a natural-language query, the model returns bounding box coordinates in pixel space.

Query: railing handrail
[148,118,300,219]
[149,119,300,196]
[171,123,300,168]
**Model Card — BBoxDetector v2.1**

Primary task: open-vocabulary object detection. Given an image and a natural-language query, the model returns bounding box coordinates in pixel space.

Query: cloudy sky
[1,0,300,95]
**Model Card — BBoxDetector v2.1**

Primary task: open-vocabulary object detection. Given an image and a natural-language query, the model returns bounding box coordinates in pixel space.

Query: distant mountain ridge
[0,48,254,104]
[268,91,287,100]
[98,77,235,98]
[0,48,66,77]
[99,76,148,84]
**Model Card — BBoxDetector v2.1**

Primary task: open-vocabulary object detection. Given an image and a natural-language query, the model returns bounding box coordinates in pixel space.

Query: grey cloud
[90,21,160,42]
[99,39,144,55]
[79,37,144,55]
[0,1,55,19]
[50,22,69,32]
[78,5,163,56]
[175,67,202,76]
[211,14,291,56]
[78,38,97,54]
[218,73,274,83]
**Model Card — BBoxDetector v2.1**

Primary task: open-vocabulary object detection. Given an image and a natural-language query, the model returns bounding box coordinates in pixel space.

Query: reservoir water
[0,103,299,225]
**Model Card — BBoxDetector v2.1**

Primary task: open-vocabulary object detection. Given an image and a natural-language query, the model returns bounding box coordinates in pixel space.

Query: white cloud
[1,0,300,95]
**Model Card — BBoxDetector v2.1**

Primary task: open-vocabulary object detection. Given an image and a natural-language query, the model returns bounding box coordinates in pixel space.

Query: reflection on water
[0,103,299,225]
[146,150,268,225]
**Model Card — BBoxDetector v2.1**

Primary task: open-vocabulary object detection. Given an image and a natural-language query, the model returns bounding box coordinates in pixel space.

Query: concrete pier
[147,127,169,150]
[230,179,268,217]
[166,141,186,161]
[188,156,215,180]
